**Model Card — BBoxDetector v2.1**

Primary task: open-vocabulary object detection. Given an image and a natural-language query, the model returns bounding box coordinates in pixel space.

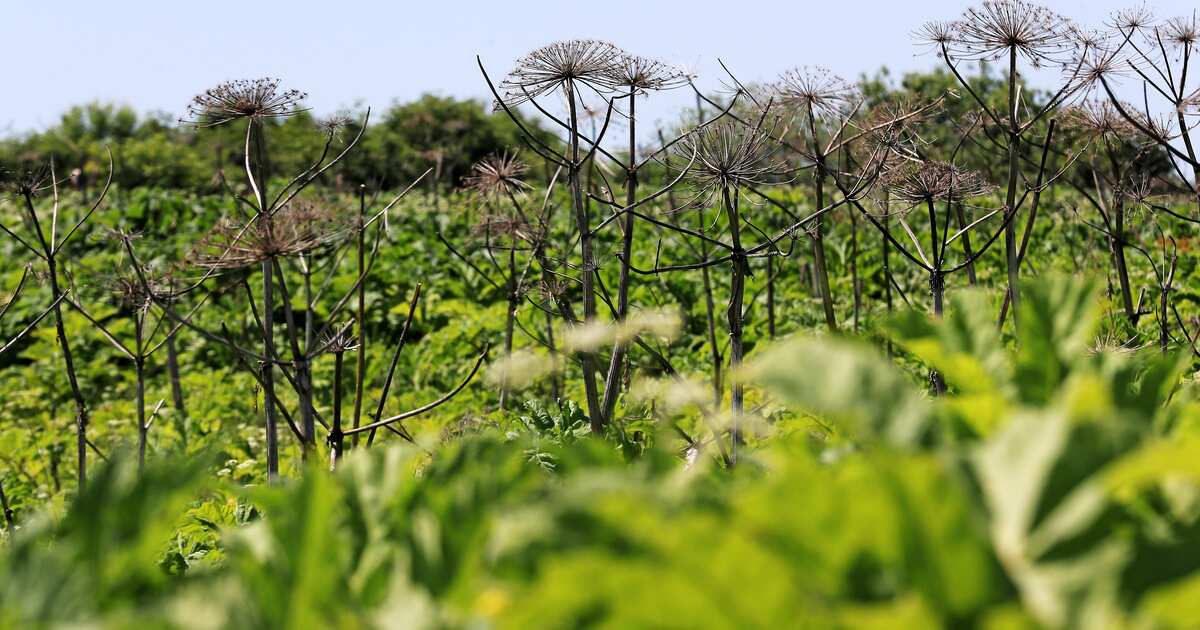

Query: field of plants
[3,1,1200,627]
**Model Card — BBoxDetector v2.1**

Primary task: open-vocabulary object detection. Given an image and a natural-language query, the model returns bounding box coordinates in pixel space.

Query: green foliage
[1,276,1199,628]
[1,59,1199,629]
[0,96,544,192]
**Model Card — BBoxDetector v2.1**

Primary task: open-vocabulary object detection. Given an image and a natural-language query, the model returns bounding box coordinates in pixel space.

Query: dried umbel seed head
[1123,174,1168,211]
[1070,28,1111,53]
[675,119,787,206]
[190,202,348,270]
[866,148,923,195]
[1164,15,1199,47]
[319,322,359,354]
[182,78,308,127]
[862,97,935,156]
[2,164,54,198]
[473,214,534,244]
[1182,89,1200,116]
[948,0,1077,66]
[106,273,161,313]
[316,113,354,139]
[1123,110,1179,144]
[498,40,627,107]
[465,152,531,199]
[1074,45,1129,91]
[884,161,994,206]
[539,274,570,302]
[1062,101,1139,138]
[913,20,960,57]
[718,81,773,121]
[773,67,857,119]
[607,54,689,93]
[1109,4,1154,31]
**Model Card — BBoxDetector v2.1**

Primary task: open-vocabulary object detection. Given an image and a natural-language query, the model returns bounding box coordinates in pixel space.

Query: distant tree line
[0,94,547,192]
[0,68,1174,195]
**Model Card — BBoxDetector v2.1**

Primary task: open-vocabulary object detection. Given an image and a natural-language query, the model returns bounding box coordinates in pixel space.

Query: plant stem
[0,477,13,535]
[724,186,746,465]
[930,270,947,395]
[249,119,280,482]
[164,334,187,451]
[850,207,861,331]
[766,255,776,339]
[352,186,367,448]
[330,350,345,471]
[882,191,893,356]
[261,262,279,482]
[23,193,90,488]
[954,202,978,285]
[928,198,947,395]
[601,86,638,423]
[565,81,603,432]
[501,245,518,412]
[806,107,838,332]
[1002,46,1021,331]
[134,315,147,471]
[1111,202,1136,326]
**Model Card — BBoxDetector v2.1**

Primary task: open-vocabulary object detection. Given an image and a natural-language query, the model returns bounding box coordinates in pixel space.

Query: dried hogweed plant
[0,156,112,487]
[1059,100,1155,327]
[773,66,860,331]
[642,116,798,463]
[1088,8,1200,222]
[595,54,690,422]
[460,152,545,410]
[693,63,940,334]
[479,41,720,431]
[122,79,476,480]
[61,247,183,471]
[182,78,308,127]
[480,41,624,432]
[918,0,1092,327]
[849,128,1013,393]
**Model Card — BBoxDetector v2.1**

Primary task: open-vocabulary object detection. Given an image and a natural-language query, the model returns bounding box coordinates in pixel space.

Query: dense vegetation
[0,94,540,191]
[3,2,1200,627]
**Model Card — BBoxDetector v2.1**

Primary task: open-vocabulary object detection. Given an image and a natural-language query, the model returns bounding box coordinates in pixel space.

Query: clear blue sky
[2,0,1192,136]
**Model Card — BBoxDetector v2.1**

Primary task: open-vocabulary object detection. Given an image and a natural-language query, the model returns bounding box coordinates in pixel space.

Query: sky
[2,0,1195,138]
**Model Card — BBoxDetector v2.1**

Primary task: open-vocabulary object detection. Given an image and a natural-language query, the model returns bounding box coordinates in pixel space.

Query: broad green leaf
[885,288,1011,397]
[746,337,931,447]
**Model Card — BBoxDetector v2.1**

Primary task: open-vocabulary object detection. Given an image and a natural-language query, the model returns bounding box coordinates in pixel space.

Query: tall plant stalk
[920,2,1086,329]
[164,335,187,448]
[601,84,639,421]
[0,477,13,535]
[564,84,604,432]
[1002,47,1021,327]
[8,157,113,488]
[352,187,367,448]
[808,126,838,332]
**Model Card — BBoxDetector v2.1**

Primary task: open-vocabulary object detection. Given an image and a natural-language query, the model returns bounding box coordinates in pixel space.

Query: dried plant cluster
[948,0,1078,65]
[182,78,308,127]
[1,0,1198,493]
[496,40,628,106]
[883,161,995,206]
[773,66,858,120]
[190,203,349,271]
[677,120,787,207]
[464,152,531,200]
[1062,100,1139,138]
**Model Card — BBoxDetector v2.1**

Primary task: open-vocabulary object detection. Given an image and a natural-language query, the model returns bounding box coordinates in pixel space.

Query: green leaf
[885,288,1011,397]
[746,337,932,447]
